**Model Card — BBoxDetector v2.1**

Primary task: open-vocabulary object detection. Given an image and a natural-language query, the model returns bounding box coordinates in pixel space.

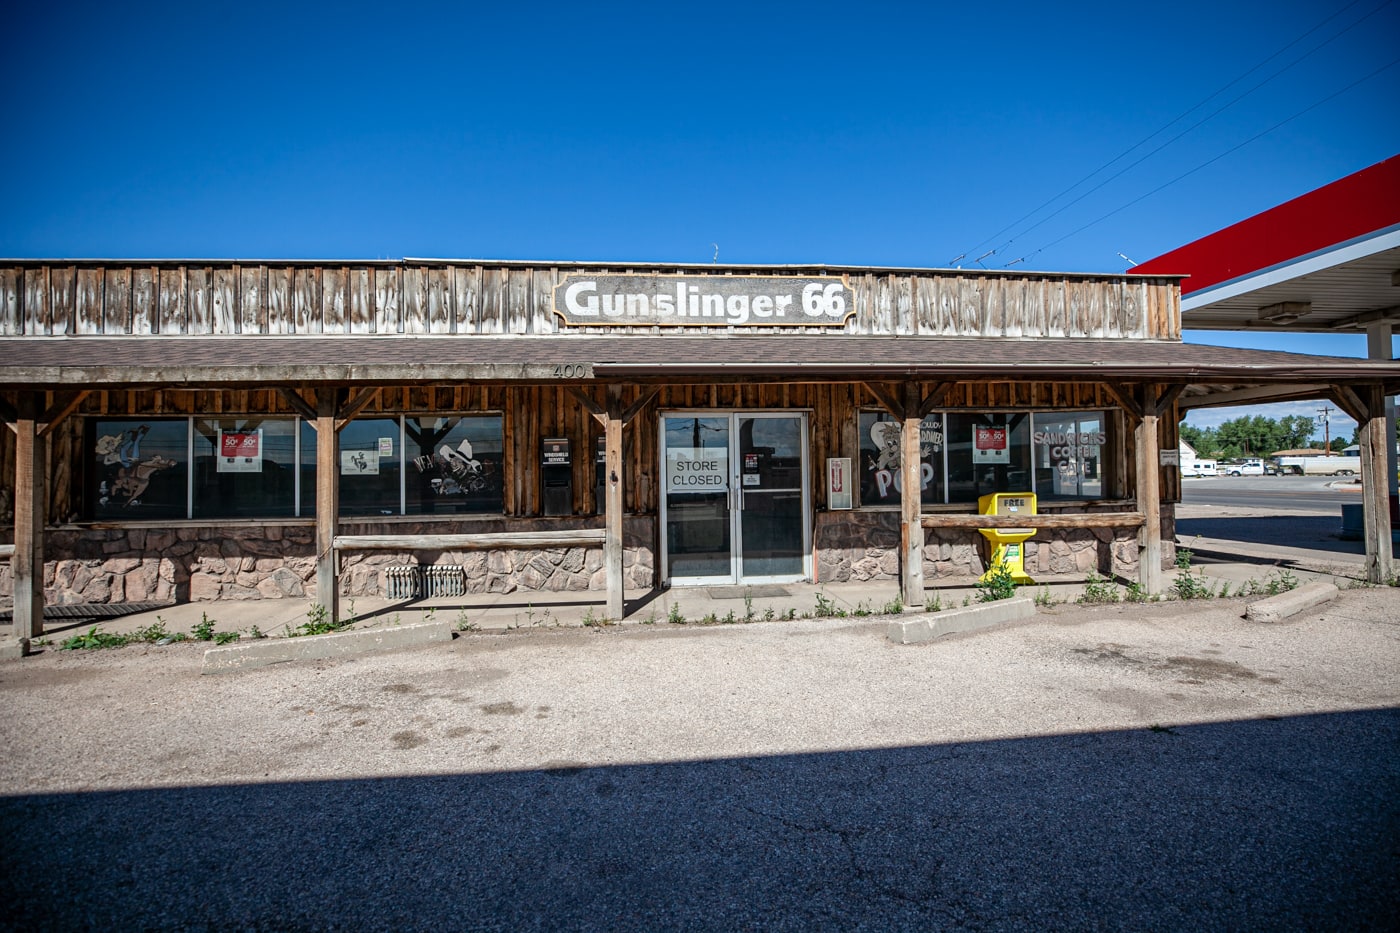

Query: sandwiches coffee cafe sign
[553,274,856,328]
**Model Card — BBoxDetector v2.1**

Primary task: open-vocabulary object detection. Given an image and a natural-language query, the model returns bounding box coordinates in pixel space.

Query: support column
[1135,387,1164,595]
[604,387,625,621]
[12,397,45,640]
[315,391,340,621]
[1366,322,1397,507]
[899,382,924,608]
[1359,385,1394,584]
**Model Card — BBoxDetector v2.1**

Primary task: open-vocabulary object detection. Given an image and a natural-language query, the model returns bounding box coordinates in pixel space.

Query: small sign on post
[827,457,853,510]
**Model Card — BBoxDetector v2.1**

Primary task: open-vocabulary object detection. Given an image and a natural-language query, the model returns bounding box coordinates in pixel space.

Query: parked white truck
[1272,455,1361,476]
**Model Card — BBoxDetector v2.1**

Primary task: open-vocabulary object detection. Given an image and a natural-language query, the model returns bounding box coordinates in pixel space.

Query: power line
[992,0,1396,268]
[948,0,1391,266]
[1012,56,1400,264]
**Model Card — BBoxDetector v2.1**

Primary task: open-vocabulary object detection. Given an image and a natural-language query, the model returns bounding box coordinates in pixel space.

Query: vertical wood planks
[104,267,132,334]
[131,267,155,334]
[268,266,293,334]
[350,267,373,334]
[293,266,321,334]
[239,265,265,334]
[426,267,452,334]
[454,265,480,333]
[322,266,347,333]
[75,267,103,335]
[49,265,75,335]
[402,265,428,335]
[375,265,401,334]
[187,266,211,334]
[0,266,20,335]
[158,266,187,334]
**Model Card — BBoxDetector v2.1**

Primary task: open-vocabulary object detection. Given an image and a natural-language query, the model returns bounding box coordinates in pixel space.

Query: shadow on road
[3,709,1396,931]
[1177,514,1377,556]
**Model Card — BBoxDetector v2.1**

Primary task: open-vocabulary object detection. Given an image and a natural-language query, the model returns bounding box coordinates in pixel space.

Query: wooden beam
[335,529,606,551]
[1103,382,1144,422]
[566,386,607,426]
[1135,384,1164,595]
[603,385,625,620]
[863,382,905,419]
[900,382,924,607]
[916,382,955,418]
[1178,384,1331,411]
[620,388,659,425]
[1150,383,1186,418]
[921,512,1146,530]
[278,387,319,424]
[1328,304,1400,331]
[11,397,45,640]
[335,387,381,431]
[315,391,340,621]
[37,390,89,437]
[1358,384,1394,584]
[1326,385,1367,424]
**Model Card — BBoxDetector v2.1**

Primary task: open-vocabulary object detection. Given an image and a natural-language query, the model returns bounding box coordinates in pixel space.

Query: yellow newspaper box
[977,492,1036,585]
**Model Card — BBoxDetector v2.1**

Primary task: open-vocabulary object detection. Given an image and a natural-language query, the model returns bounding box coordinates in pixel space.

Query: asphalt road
[1181,474,1358,513]
[2,590,1398,931]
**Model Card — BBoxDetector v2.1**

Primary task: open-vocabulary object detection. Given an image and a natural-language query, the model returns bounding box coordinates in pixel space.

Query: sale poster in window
[217,429,263,473]
[973,425,1010,464]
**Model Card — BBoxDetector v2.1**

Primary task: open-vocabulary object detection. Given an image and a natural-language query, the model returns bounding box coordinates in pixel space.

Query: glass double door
[661,412,810,585]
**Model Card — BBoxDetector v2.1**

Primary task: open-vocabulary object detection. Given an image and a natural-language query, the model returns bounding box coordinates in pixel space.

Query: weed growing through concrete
[1033,586,1060,608]
[924,593,944,612]
[286,603,351,638]
[1124,582,1152,603]
[742,592,757,624]
[667,603,687,625]
[581,608,613,627]
[977,562,1017,602]
[882,597,904,615]
[813,591,847,618]
[1078,572,1120,605]
[454,611,478,632]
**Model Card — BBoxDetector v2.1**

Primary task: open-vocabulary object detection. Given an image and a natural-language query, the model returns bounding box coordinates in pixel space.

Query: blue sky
[4,1,1397,439]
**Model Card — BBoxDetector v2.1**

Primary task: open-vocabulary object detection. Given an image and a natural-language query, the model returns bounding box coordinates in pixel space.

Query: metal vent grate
[383,565,420,599]
[423,565,465,598]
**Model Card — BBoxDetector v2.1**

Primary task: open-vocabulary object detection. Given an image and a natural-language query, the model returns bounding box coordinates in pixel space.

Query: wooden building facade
[3,259,1397,639]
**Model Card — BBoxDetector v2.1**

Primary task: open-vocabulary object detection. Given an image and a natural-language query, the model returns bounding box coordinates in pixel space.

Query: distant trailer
[1273,455,1361,476]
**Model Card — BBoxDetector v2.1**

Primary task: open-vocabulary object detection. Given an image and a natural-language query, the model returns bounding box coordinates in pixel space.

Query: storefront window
[89,419,190,520]
[945,413,1032,504]
[331,417,403,516]
[301,415,506,516]
[404,416,504,514]
[1032,412,1105,500]
[857,411,945,507]
[193,419,299,518]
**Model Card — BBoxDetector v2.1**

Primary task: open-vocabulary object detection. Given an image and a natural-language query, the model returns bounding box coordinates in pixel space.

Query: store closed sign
[666,448,729,492]
[553,274,855,328]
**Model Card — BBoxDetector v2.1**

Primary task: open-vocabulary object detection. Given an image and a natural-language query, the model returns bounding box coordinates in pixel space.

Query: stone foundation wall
[815,506,1175,583]
[0,517,656,606]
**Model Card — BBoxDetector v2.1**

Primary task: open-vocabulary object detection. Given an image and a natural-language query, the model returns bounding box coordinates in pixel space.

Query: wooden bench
[920,512,1146,531]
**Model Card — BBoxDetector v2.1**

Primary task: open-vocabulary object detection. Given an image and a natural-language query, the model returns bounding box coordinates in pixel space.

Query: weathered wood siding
[0,262,1181,340]
[12,382,1173,527]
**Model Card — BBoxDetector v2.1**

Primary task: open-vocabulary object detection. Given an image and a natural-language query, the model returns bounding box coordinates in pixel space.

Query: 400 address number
[552,364,589,378]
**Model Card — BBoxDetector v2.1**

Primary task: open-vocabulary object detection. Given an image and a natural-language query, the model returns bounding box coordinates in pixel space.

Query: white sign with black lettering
[666,447,729,493]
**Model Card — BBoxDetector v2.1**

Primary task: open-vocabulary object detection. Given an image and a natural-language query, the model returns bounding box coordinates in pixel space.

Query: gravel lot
[2,589,1398,930]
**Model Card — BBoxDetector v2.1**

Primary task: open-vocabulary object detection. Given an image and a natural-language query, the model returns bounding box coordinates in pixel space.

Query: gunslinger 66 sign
[553,274,855,328]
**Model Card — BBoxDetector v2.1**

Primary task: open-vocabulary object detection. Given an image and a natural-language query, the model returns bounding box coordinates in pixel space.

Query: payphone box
[541,437,572,516]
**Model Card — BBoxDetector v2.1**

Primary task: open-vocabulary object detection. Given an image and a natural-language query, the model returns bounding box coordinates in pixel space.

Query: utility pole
[1318,406,1333,456]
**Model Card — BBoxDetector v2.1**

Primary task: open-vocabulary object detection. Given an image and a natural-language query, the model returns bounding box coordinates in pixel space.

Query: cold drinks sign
[553,274,855,328]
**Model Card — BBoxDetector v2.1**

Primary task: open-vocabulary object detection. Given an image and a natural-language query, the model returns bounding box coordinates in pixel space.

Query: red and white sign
[827,457,852,510]
[217,430,263,473]
[973,425,1009,464]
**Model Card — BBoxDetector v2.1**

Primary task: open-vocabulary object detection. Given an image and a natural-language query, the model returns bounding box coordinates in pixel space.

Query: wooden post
[604,386,625,620]
[1135,385,1164,595]
[12,397,45,640]
[900,383,924,607]
[1360,385,1394,584]
[315,390,340,621]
